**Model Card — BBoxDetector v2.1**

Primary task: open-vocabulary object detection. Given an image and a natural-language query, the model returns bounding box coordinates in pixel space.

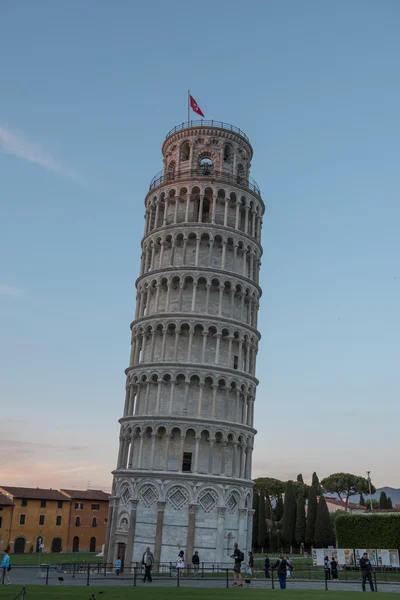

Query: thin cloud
[0,284,23,296]
[0,124,75,178]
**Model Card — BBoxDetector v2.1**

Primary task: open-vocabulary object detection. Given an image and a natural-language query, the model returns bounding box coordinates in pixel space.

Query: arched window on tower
[223,143,234,164]
[199,156,213,175]
[180,141,190,162]
[167,161,176,181]
[75,516,81,527]
[92,517,97,528]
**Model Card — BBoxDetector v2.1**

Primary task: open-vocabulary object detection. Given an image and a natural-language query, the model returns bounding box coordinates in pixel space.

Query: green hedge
[336,513,400,549]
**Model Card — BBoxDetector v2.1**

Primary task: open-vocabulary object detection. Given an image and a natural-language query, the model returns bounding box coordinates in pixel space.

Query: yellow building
[0,492,14,552]
[0,487,70,554]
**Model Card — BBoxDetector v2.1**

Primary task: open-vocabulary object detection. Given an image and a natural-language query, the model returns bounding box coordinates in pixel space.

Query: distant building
[0,486,70,554]
[0,492,14,551]
[60,489,109,553]
[323,497,366,514]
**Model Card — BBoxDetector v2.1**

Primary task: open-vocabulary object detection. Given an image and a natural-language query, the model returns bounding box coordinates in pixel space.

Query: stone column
[164,434,170,470]
[216,507,226,562]
[193,435,201,472]
[124,500,139,570]
[201,331,208,363]
[224,197,229,227]
[235,201,240,229]
[221,241,227,269]
[195,236,201,266]
[205,283,211,313]
[109,497,120,565]
[104,502,114,564]
[211,384,218,418]
[174,198,179,223]
[154,501,166,567]
[128,436,135,468]
[208,238,214,266]
[214,333,221,364]
[155,381,162,413]
[186,504,198,568]
[138,434,144,468]
[123,386,130,416]
[208,438,215,474]
[173,330,180,360]
[211,194,217,223]
[154,284,161,311]
[218,286,224,316]
[191,281,197,312]
[246,509,255,556]
[197,383,204,416]
[150,433,157,469]
[116,436,124,469]
[178,435,185,472]
[238,508,248,554]
[168,382,175,414]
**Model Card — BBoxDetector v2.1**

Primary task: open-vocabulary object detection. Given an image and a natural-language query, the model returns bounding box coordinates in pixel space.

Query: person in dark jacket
[192,551,200,578]
[264,555,270,578]
[331,557,339,581]
[272,554,288,589]
[360,553,374,592]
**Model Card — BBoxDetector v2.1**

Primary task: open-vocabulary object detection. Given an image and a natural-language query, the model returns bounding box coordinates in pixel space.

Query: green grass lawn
[10,553,102,566]
[0,588,390,600]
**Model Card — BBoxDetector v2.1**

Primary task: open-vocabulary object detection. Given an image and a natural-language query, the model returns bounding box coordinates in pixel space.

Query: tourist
[230,543,243,587]
[177,550,185,578]
[141,546,154,583]
[286,556,295,579]
[331,557,339,581]
[324,556,331,580]
[245,551,254,588]
[192,550,200,578]
[115,557,122,576]
[1,550,11,585]
[360,552,374,592]
[272,554,288,589]
[264,555,270,578]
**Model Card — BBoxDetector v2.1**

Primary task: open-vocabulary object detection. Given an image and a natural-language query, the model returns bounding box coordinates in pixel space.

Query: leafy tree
[305,485,318,547]
[321,473,376,512]
[314,496,336,547]
[282,480,297,546]
[295,492,306,546]
[379,491,388,509]
[359,492,366,506]
[312,472,322,495]
[258,493,268,548]
[275,494,284,522]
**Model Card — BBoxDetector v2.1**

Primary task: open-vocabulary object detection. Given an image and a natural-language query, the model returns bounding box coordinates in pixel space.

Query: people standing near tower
[231,543,243,587]
[177,550,185,577]
[272,554,288,590]
[141,547,154,583]
[360,552,374,592]
[192,551,200,578]
[264,554,271,578]
[1,550,11,585]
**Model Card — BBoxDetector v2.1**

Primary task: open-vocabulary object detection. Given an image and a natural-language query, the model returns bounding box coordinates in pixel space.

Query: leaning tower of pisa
[104,120,264,567]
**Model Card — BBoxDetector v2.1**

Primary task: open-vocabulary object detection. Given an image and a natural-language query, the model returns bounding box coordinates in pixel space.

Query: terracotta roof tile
[60,489,110,501]
[0,492,14,506]
[0,486,68,501]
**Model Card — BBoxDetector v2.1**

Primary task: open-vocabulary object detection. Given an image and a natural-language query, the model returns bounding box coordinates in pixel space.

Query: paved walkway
[4,568,400,593]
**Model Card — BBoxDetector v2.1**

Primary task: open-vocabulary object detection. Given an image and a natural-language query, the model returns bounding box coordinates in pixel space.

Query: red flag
[190,95,205,118]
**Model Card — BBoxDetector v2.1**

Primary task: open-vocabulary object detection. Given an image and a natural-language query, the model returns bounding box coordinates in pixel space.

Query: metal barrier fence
[1,563,393,592]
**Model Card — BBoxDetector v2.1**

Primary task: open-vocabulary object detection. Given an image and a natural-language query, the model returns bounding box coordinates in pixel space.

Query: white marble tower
[105,120,264,567]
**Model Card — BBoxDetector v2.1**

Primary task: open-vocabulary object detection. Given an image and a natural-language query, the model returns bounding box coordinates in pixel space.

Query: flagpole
[188,90,190,126]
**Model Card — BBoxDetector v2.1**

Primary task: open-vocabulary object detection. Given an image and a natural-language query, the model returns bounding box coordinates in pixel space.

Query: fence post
[2,567,5,584]
[46,565,49,586]
[324,570,328,591]
[133,566,137,587]
[177,566,180,587]
[271,569,275,589]
[104,562,107,577]
[374,571,378,592]
[226,568,229,588]
[169,562,172,578]
[86,563,90,586]
[72,563,75,579]
[202,562,204,578]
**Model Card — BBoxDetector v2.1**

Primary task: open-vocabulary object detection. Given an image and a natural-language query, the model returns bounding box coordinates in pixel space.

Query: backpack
[239,551,245,562]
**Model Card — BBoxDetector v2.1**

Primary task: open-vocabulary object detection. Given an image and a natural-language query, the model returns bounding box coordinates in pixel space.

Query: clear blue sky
[1,0,399,491]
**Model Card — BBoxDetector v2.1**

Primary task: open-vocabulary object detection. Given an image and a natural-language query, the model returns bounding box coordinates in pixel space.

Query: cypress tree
[387,496,393,509]
[295,492,306,546]
[379,491,388,509]
[314,496,335,547]
[252,493,259,548]
[312,472,322,495]
[297,473,304,484]
[258,493,267,549]
[274,494,284,521]
[282,480,297,546]
[305,485,318,547]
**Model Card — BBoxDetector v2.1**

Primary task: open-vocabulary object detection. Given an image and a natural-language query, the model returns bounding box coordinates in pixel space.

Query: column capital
[239,508,248,517]
[189,503,198,515]
[157,501,167,511]
[217,506,226,516]
[130,499,139,510]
